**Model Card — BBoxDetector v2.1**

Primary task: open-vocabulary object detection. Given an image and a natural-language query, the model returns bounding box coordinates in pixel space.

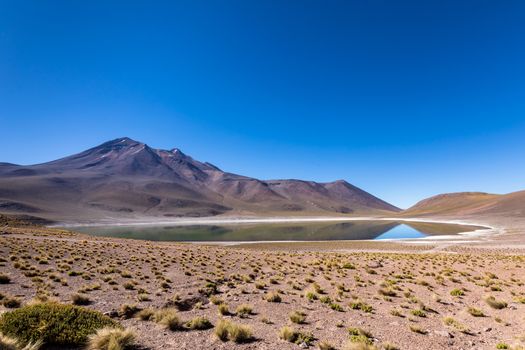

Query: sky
[1,0,524,208]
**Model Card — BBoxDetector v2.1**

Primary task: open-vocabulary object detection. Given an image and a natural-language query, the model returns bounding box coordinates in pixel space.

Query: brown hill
[0,137,400,222]
[402,190,525,218]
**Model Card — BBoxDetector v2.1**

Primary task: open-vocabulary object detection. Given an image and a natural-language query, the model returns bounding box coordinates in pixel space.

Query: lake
[69,220,485,242]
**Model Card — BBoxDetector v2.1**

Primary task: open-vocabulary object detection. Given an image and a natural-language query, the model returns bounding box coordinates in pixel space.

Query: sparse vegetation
[0,303,119,346]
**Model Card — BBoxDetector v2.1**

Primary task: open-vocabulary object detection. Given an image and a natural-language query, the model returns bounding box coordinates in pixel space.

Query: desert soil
[1,216,524,350]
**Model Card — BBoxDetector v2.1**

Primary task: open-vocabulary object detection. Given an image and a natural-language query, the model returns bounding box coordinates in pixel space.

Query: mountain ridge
[0,137,401,221]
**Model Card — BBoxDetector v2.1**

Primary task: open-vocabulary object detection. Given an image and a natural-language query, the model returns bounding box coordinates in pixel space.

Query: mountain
[0,137,400,222]
[402,191,525,218]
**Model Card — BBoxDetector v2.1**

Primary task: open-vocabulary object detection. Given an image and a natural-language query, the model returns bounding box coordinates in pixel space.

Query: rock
[434,330,454,338]
[484,327,492,332]
[103,310,119,318]
[299,342,309,348]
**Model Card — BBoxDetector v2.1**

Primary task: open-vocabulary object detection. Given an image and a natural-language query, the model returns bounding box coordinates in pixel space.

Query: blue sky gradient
[1,1,524,208]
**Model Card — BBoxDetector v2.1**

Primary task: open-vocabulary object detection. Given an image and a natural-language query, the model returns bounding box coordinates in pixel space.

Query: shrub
[279,326,297,342]
[450,288,464,297]
[2,296,21,309]
[0,303,119,346]
[279,326,314,345]
[0,273,10,284]
[484,295,507,309]
[443,316,470,334]
[218,303,230,316]
[235,304,253,318]
[186,317,213,330]
[118,304,141,319]
[87,327,135,350]
[466,306,485,317]
[136,308,155,321]
[289,310,306,324]
[408,325,427,334]
[215,320,253,343]
[410,309,426,318]
[265,291,282,302]
[348,328,373,344]
[153,309,183,331]
[71,293,91,306]
[319,341,337,350]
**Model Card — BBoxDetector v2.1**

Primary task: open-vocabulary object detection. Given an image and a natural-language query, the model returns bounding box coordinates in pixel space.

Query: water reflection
[70,220,483,242]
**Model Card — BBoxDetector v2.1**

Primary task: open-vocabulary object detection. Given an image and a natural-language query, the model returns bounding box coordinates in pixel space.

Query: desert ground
[1,215,525,350]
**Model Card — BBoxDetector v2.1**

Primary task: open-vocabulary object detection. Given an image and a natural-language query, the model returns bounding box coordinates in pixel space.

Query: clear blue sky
[1,1,524,208]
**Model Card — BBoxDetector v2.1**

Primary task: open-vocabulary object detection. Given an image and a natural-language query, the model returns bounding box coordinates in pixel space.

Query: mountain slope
[0,137,400,221]
[402,191,525,218]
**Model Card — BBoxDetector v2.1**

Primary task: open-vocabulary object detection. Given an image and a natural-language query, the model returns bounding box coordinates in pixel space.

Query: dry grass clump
[264,291,282,302]
[218,303,230,316]
[186,317,213,330]
[153,309,184,331]
[136,308,155,321]
[466,306,485,317]
[278,326,314,346]
[2,296,21,309]
[0,333,42,350]
[484,295,507,309]
[87,327,135,350]
[289,310,307,324]
[0,273,10,284]
[215,319,253,343]
[235,304,253,318]
[348,327,373,344]
[318,341,337,350]
[71,293,91,306]
[443,316,470,334]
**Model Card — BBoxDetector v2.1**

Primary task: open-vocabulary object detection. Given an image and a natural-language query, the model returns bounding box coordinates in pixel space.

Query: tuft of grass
[484,295,507,309]
[450,288,465,297]
[466,306,485,317]
[278,326,314,346]
[264,291,282,303]
[289,310,306,324]
[218,303,230,316]
[186,317,213,330]
[235,304,253,318]
[71,293,91,306]
[408,325,427,335]
[0,303,119,346]
[348,328,373,344]
[0,333,42,350]
[443,316,470,334]
[215,319,253,343]
[87,327,135,350]
[318,341,337,350]
[153,309,183,331]
[410,309,426,318]
[349,301,373,313]
[2,296,21,309]
[136,308,155,321]
[0,273,10,284]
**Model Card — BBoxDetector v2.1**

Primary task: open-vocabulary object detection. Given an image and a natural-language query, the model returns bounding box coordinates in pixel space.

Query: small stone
[299,342,309,348]
[434,330,453,338]
[484,327,492,332]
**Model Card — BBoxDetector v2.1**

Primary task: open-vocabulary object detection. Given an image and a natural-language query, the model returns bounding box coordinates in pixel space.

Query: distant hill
[402,191,525,218]
[0,137,400,222]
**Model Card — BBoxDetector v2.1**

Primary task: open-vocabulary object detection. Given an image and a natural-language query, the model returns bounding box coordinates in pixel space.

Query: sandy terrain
[1,215,524,350]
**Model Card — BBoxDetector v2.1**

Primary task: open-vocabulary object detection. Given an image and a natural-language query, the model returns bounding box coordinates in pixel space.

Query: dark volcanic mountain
[0,137,400,222]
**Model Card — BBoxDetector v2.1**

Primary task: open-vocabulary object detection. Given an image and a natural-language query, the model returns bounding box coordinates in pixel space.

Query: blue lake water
[69,220,483,242]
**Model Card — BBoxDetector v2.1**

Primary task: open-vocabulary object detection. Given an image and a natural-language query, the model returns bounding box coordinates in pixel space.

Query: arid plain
[1,212,524,350]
